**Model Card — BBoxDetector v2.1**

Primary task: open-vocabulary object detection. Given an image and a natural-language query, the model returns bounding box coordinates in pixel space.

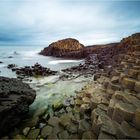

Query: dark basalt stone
[0,76,36,137]
[11,63,57,78]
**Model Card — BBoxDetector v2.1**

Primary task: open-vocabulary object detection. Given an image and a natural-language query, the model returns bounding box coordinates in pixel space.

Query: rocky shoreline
[0,32,140,139]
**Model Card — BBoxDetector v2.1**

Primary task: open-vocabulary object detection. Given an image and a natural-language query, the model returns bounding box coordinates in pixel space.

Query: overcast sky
[0,0,140,45]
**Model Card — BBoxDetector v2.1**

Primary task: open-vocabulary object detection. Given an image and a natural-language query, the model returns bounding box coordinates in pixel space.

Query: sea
[0,45,84,78]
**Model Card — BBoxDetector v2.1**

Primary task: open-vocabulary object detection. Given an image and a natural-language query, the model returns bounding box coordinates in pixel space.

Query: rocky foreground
[0,77,36,137]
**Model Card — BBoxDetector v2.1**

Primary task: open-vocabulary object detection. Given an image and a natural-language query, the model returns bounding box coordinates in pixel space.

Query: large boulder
[39,38,85,58]
[0,76,36,137]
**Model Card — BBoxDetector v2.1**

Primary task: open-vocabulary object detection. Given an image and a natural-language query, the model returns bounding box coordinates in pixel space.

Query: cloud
[0,0,140,45]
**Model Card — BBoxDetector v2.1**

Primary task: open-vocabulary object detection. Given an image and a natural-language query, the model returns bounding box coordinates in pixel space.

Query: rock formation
[39,38,85,58]
[11,63,57,79]
[0,76,36,137]
[1,32,140,139]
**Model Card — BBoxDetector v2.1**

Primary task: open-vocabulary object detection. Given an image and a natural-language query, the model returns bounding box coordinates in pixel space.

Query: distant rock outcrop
[0,76,36,137]
[39,38,85,58]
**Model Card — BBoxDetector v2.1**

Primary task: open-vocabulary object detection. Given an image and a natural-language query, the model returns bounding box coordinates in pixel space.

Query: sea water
[0,45,89,114]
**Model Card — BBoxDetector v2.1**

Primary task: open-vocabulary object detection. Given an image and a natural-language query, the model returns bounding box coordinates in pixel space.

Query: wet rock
[82,97,91,104]
[7,64,17,69]
[0,76,36,137]
[73,106,80,113]
[22,127,30,136]
[13,134,26,139]
[111,76,119,83]
[80,104,90,114]
[53,123,64,134]
[23,116,39,128]
[82,131,97,139]
[39,122,46,129]
[101,119,120,136]
[33,107,47,117]
[133,108,140,130]
[120,121,140,139]
[48,116,60,127]
[14,63,57,77]
[58,130,69,139]
[47,132,58,139]
[112,102,136,123]
[66,122,78,134]
[66,106,72,112]
[69,134,79,139]
[52,101,63,111]
[91,108,110,135]
[122,77,136,89]
[134,81,140,93]
[78,119,91,136]
[59,114,72,127]
[0,136,9,139]
[41,125,53,138]
[128,69,139,78]
[8,56,13,58]
[75,99,83,106]
[27,128,40,139]
[98,132,116,139]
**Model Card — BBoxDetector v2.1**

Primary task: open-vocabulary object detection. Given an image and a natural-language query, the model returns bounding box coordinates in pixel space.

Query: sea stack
[39,38,85,59]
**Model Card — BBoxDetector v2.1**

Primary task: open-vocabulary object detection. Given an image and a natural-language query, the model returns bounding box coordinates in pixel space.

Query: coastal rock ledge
[39,38,85,58]
[0,76,36,137]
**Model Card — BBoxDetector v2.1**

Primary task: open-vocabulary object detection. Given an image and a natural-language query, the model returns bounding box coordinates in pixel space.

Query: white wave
[48,60,83,65]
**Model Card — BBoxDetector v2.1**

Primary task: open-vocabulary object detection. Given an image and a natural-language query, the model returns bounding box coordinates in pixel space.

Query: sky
[0,0,140,46]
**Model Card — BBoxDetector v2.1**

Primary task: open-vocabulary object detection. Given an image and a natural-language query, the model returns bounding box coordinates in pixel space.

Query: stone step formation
[1,33,140,139]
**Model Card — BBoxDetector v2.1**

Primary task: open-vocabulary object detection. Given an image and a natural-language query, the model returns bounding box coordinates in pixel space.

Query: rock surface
[39,38,84,58]
[12,63,57,78]
[0,76,36,137]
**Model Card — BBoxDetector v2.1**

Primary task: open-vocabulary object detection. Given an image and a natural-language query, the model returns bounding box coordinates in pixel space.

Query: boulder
[133,108,140,130]
[120,121,140,139]
[66,122,78,134]
[111,76,119,83]
[22,116,39,128]
[59,114,72,128]
[134,81,140,93]
[128,69,139,79]
[112,102,136,123]
[41,125,53,138]
[27,129,40,139]
[98,132,116,139]
[78,119,91,136]
[48,116,60,127]
[122,77,136,89]
[22,127,30,136]
[82,131,97,139]
[58,130,69,139]
[0,76,36,137]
